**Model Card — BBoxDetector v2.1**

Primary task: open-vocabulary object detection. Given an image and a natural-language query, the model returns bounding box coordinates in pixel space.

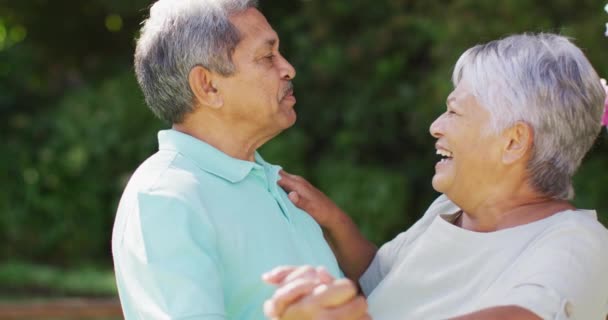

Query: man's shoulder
[112,150,221,242]
[122,150,211,198]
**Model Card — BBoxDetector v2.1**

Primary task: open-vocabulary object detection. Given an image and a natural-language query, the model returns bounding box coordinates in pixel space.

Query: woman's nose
[429,116,443,138]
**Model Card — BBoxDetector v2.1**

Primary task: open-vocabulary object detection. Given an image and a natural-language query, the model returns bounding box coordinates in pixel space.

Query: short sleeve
[114,191,225,319]
[359,195,458,296]
[482,221,608,320]
[359,231,408,296]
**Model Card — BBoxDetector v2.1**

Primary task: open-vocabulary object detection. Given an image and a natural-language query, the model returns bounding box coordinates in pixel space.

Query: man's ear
[502,121,533,165]
[188,65,223,109]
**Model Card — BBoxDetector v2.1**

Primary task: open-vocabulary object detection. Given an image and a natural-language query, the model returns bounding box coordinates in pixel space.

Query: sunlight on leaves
[105,14,123,32]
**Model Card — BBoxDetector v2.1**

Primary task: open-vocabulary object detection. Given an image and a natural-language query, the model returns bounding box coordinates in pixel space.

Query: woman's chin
[431,174,449,193]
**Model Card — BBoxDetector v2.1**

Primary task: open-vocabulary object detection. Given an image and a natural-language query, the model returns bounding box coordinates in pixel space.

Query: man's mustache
[281,82,294,99]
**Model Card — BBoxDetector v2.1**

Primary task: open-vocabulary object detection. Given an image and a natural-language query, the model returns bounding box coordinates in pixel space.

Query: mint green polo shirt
[112,129,341,319]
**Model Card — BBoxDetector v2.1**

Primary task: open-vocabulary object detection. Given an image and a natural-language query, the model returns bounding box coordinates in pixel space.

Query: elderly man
[264,33,608,320]
[111,1,358,319]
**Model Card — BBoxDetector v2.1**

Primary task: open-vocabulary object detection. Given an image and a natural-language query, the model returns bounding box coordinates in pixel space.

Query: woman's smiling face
[429,81,506,203]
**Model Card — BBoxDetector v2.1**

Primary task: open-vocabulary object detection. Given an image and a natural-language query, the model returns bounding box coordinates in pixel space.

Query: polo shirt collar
[158,129,271,183]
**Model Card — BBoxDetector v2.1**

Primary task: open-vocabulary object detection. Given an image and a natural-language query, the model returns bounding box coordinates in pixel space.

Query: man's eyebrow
[264,38,277,48]
[252,34,280,58]
[254,38,277,55]
[263,38,278,48]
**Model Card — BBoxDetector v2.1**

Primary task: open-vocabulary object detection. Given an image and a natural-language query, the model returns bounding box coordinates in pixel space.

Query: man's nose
[278,53,296,80]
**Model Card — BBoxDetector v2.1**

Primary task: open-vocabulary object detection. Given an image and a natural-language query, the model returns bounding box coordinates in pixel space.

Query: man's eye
[265,54,275,60]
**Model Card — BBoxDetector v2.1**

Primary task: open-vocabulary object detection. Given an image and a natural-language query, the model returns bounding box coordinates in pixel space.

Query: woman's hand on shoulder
[278,170,347,229]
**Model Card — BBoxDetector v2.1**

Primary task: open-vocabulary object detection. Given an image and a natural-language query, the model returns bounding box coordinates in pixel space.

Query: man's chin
[282,109,297,128]
[268,113,297,141]
[278,103,297,126]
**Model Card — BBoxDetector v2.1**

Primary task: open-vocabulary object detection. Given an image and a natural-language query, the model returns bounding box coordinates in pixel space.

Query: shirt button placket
[264,166,292,223]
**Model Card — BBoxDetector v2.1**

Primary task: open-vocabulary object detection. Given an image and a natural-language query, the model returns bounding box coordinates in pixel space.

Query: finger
[279,169,300,180]
[284,188,311,211]
[263,299,278,318]
[280,169,308,183]
[278,170,300,182]
[315,266,335,284]
[282,265,317,284]
[312,279,358,308]
[262,265,298,284]
[326,296,369,320]
[291,195,312,213]
[277,175,295,190]
[267,278,318,318]
[277,174,301,194]
[264,299,286,319]
[287,191,300,204]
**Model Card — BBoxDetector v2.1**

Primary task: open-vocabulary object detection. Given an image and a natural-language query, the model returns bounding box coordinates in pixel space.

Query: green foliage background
[1,0,607,267]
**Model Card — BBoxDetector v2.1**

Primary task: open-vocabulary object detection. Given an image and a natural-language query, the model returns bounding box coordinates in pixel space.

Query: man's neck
[172,115,277,162]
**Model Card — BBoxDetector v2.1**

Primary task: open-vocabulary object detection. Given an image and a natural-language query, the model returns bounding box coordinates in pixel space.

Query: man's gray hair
[452,33,605,200]
[134,0,259,123]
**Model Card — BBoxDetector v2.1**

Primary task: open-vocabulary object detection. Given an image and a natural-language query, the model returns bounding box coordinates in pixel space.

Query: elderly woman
[263,33,608,320]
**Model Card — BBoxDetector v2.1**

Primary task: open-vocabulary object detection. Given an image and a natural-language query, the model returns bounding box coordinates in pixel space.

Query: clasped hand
[262,265,371,320]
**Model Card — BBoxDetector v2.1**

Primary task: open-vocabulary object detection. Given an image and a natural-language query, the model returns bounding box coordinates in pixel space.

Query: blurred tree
[0,0,606,265]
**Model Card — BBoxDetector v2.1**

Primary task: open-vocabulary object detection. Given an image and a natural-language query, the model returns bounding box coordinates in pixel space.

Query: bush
[1,0,607,264]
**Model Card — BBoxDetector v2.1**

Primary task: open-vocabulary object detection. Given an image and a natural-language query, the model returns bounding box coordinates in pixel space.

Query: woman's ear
[188,65,223,109]
[502,121,533,165]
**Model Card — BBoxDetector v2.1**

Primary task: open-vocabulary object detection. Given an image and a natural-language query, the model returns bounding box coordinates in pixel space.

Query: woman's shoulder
[546,209,608,238]
[530,209,608,259]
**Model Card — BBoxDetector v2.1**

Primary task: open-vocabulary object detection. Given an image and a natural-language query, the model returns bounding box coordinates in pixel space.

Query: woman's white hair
[452,33,605,200]
[134,0,259,124]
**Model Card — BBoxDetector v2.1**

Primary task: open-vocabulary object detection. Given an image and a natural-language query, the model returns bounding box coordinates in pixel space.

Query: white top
[360,195,608,320]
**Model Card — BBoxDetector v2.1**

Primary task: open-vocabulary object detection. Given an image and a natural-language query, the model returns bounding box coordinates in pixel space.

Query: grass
[0,260,117,300]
